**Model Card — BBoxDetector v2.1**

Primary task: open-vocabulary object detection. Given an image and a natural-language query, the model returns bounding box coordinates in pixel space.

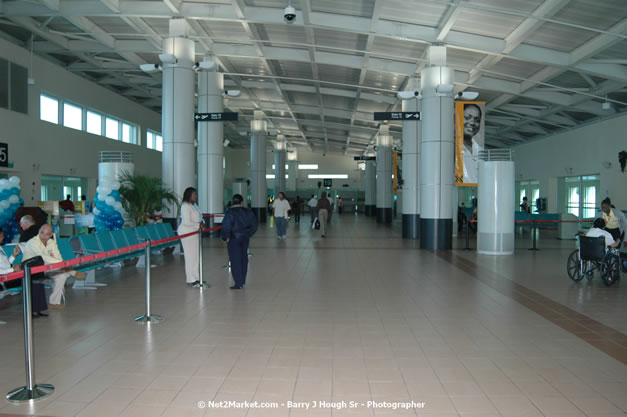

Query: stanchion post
[528,220,539,252]
[6,264,54,403]
[196,226,209,289]
[135,239,162,323]
[464,219,471,251]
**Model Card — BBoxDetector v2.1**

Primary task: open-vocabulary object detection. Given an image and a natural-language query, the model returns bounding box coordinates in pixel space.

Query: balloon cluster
[92,177,125,231]
[0,177,24,243]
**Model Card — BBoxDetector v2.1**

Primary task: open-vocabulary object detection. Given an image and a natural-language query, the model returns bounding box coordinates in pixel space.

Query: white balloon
[105,196,115,205]
[0,180,8,190]
[8,195,19,204]
[100,187,112,196]
[113,201,123,210]
[0,200,9,209]
[96,186,103,194]
[92,207,101,215]
[8,176,20,186]
[112,181,121,190]
[97,193,107,201]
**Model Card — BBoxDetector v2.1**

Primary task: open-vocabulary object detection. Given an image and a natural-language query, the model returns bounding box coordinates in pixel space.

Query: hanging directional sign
[194,112,238,122]
[373,112,421,121]
[353,156,377,161]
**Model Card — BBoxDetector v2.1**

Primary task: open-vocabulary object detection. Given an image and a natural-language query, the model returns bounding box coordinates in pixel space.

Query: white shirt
[273,199,291,218]
[0,251,16,275]
[586,228,615,248]
[307,198,317,208]
[178,202,202,233]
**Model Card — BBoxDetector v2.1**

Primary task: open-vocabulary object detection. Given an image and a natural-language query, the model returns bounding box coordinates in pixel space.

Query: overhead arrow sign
[373,112,421,121]
[194,112,238,122]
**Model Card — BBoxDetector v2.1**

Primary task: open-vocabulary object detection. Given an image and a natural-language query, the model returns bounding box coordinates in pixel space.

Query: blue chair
[2,245,23,264]
[95,232,116,252]
[78,234,102,255]
[110,229,129,248]
[99,231,142,262]
[57,238,98,273]
[123,228,140,246]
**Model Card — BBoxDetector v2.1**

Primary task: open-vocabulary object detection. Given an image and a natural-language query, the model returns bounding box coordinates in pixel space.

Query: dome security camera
[284,5,296,23]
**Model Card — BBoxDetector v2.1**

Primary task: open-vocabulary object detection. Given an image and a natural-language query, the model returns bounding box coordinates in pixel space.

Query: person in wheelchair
[586,218,620,250]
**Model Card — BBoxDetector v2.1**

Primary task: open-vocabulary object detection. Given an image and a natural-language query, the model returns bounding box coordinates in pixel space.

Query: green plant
[118,172,179,226]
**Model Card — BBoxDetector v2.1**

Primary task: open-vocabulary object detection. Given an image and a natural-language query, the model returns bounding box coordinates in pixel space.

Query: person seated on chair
[0,227,48,317]
[19,215,39,243]
[22,225,86,309]
[586,218,620,249]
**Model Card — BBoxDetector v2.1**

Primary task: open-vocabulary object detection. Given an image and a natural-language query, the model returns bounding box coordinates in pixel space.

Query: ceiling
[1,0,626,155]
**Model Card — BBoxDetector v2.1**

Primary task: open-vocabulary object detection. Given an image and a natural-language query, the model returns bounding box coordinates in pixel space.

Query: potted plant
[118,172,180,260]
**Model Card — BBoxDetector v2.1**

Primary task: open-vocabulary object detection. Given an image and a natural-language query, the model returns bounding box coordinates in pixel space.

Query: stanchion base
[193,282,211,289]
[135,314,162,324]
[528,248,540,252]
[6,384,54,403]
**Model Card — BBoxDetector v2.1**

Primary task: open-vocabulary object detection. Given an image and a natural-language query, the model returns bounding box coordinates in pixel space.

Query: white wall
[513,113,627,211]
[224,148,365,191]
[0,38,162,205]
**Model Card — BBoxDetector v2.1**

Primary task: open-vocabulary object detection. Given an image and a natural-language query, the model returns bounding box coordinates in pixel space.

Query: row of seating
[3,223,179,272]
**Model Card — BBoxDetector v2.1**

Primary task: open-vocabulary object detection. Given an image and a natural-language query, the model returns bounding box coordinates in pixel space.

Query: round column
[364,160,376,216]
[420,66,455,250]
[197,69,224,231]
[274,137,286,196]
[477,160,515,255]
[402,97,420,238]
[250,113,267,223]
[376,128,393,224]
[232,180,248,201]
[161,35,195,220]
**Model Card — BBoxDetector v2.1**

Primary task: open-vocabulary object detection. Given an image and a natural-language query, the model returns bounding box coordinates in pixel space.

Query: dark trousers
[294,212,300,224]
[4,278,47,313]
[227,238,249,287]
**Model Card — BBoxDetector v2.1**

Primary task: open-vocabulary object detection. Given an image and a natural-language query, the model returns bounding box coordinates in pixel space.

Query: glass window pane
[63,102,82,130]
[40,95,58,123]
[146,132,153,149]
[86,111,102,135]
[156,135,163,152]
[122,123,131,143]
[106,118,119,139]
[568,186,580,217]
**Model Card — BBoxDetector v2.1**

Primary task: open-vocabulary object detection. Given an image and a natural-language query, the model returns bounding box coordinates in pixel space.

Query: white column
[478,160,515,255]
[161,19,195,219]
[197,69,224,224]
[364,159,376,216]
[420,46,455,250]
[250,111,267,223]
[402,92,420,238]
[274,136,286,196]
[376,126,393,224]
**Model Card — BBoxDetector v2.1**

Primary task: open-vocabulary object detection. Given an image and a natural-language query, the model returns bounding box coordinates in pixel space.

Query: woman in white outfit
[178,187,203,286]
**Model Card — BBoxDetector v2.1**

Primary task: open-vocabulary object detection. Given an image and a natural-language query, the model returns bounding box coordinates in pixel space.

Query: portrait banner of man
[455,101,485,186]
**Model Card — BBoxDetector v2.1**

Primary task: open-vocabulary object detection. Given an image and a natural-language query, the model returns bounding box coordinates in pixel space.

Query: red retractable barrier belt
[0,225,222,285]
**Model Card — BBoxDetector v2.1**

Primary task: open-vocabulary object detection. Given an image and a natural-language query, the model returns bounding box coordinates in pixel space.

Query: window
[63,102,82,130]
[86,111,102,135]
[147,130,163,151]
[559,175,599,219]
[266,174,288,179]
[122,123,132,143]
[155,135,162,151]
[40,94,59,124]
[106,117,119,139]
[298,164,318,170]
[271,164,289,169]
[308,174,348,179]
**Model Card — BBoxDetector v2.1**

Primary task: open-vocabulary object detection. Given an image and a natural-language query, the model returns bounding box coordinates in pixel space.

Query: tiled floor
[0,215,625,417]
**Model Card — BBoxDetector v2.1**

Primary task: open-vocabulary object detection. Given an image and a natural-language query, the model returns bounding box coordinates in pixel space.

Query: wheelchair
[567,235,622,287]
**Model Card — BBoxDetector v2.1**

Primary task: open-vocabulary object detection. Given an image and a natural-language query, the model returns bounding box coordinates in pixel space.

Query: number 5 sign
[0,143,7,167]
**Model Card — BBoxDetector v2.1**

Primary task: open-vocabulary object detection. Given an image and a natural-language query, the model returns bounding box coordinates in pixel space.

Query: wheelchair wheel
[601,254,621,287]
[567,250,584,282]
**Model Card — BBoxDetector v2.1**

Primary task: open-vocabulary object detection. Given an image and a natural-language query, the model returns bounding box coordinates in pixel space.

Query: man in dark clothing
[317,192,332,238]
[59,195,75,212]
[221,194,258,289]
[19,215,39,243]
[293,196,302,224]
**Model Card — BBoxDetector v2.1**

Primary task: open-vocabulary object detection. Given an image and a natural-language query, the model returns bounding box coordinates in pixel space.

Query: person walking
[178,187,203,286]
[338,197,343,215]
[317,192,331,238]
[222,194,258,289]
[293,196,302,224]
[597,197,626,243]
[307,195,318,223]
[272,192,291,239]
